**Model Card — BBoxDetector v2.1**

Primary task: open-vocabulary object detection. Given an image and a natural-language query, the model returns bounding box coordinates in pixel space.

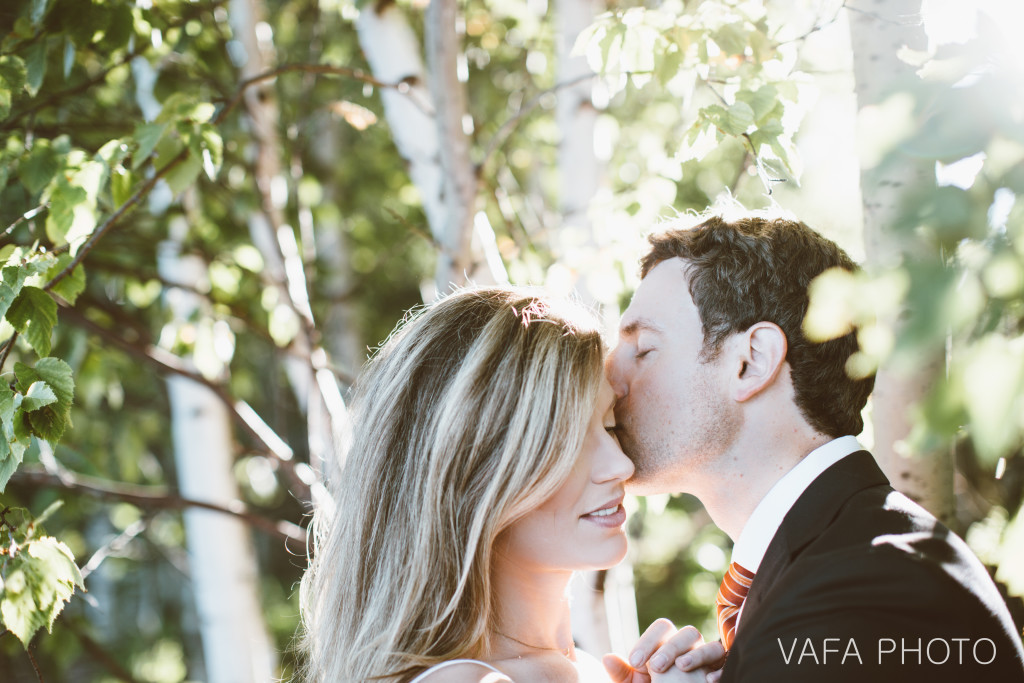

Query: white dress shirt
[729,435,864,625]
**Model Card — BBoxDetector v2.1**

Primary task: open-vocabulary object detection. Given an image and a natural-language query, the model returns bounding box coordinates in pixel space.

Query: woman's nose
[595,438,635,483]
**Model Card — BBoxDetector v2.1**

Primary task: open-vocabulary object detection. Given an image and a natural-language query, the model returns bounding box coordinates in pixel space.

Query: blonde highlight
[297,287,604,682]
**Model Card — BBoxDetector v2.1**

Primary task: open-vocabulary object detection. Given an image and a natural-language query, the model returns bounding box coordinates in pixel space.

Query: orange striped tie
[716,562,755,651]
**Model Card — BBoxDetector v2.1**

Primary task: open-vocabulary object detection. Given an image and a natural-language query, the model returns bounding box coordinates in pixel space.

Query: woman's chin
[583,537,629,571]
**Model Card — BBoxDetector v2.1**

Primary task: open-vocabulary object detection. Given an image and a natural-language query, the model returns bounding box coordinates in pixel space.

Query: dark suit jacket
[721,450,1024,682]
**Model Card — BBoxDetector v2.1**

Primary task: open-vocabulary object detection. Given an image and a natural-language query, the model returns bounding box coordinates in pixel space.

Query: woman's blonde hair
[298,286,605,682]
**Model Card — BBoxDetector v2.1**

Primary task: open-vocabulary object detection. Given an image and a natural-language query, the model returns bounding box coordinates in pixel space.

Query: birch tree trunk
[229,0,349,480]
[848,0,954,525]
[159,231,276,683]
[358,1,506,298]
[424,0,477,292]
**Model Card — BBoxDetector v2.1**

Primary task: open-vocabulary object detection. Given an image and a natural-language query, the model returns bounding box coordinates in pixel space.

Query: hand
[603,619,724,683]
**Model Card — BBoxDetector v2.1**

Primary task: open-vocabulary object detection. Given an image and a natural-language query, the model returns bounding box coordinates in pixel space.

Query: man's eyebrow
[620,317,664,336]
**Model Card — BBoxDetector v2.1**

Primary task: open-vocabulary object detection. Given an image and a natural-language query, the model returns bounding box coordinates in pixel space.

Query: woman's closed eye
[634,347,652,360]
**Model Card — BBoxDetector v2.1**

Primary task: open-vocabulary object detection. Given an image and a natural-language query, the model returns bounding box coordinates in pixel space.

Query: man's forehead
[619,315,665,337]
[619,259,693,335]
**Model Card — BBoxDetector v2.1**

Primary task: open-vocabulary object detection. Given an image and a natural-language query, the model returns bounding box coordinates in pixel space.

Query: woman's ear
[733,322,787,402]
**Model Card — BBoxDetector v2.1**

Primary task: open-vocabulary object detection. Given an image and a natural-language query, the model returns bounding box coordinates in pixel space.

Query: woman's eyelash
[635,349,651,360]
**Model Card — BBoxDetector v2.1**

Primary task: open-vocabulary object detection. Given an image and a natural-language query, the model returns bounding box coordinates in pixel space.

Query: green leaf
[14,358,74,443]
[156,93,217,125]
[0,55,27,95]
[655,46,684,88]
[199,126,223,179]
[133,122,167,170]
[22,382,57,412]
[7,286,58,357]
[0,88,11,122]
[164,149,203,195]
[45,177,88,245]
[712,21,748,56]
[97,138,130,167]
[0,55,26,121]
[0,265,29,321]
[736,84,779,123]
[30,0,51,26]
[43,254,85,304]
[23,40,47,97]
[111,166,132,206]
[19,140,60,195]
[0,383,28,492]
[0,536,82,647]
[24,40,48,97]
[725,101,755,136]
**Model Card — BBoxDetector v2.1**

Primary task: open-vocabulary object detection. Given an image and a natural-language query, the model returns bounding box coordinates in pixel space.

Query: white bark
[356,4,446,240]
[424,0,477,292]
[229,0,350,476]
[848,0,954,524]
[358,2,501,298]
[158,238,276,683]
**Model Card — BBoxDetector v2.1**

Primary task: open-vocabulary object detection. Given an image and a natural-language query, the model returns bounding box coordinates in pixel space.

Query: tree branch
[0,49,143,132]
[62,620,143,683]
[0,331,18,375]
[57,304,313,503]
[776,0,848,45]
[43,148,190,294]
[80,519,149,580]
[477,72,596,176]
[1,203,48,242]
[10,467,306,546]
[214,63,431,125]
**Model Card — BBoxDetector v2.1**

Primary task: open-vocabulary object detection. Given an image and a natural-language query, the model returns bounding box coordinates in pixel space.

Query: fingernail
[677,655,693,670]
[650,654,668,672]
[629,651,644,668]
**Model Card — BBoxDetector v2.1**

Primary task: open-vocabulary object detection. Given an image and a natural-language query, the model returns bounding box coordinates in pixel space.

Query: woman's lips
[581,504,627,528]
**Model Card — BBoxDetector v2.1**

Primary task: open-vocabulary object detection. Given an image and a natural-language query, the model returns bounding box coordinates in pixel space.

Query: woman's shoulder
[409,659,512,683]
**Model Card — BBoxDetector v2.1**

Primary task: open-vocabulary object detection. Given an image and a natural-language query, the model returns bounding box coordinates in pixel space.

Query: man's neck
[694,429,831,542]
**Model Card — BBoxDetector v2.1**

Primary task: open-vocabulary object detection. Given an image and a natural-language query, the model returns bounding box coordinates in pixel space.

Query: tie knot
[716,562,755,651]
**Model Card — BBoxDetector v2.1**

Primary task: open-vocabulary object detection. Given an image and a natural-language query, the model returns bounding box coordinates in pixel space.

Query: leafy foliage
[0,504,83,647]
[0,0,1020,679]
[576,0,807,180]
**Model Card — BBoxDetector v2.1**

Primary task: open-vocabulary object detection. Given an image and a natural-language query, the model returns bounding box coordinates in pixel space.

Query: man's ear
[733,322,787,402]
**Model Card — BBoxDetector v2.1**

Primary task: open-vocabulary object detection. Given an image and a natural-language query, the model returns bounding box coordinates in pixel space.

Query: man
[603,213,1024,682]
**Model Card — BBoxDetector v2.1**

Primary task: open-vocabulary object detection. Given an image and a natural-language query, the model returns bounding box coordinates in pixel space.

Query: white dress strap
[408,659,506,683]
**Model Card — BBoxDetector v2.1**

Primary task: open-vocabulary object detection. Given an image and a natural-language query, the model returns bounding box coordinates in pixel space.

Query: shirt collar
[730,435,863,573]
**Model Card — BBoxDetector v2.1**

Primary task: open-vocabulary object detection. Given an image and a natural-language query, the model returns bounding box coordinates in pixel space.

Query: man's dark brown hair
[641,214,875,437]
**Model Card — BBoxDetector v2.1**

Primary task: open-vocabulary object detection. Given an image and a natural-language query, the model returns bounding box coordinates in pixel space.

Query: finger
[648,625,703,673]
[675,641,726,672]
[706,669,723,683]
[603,653,641,683]
[628,618,677,669]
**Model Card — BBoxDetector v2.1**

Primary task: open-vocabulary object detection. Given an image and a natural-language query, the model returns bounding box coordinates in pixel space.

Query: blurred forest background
[0,0,1022,680]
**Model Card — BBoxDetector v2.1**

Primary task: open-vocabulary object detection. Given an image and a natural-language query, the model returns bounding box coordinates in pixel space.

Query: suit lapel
[739,451,889,625]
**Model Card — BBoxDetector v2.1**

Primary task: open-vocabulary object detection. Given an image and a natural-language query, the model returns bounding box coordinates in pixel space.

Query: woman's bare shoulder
[413,660,513,683]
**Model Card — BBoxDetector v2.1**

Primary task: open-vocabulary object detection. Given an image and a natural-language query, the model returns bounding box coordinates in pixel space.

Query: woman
[298,287,703,682]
